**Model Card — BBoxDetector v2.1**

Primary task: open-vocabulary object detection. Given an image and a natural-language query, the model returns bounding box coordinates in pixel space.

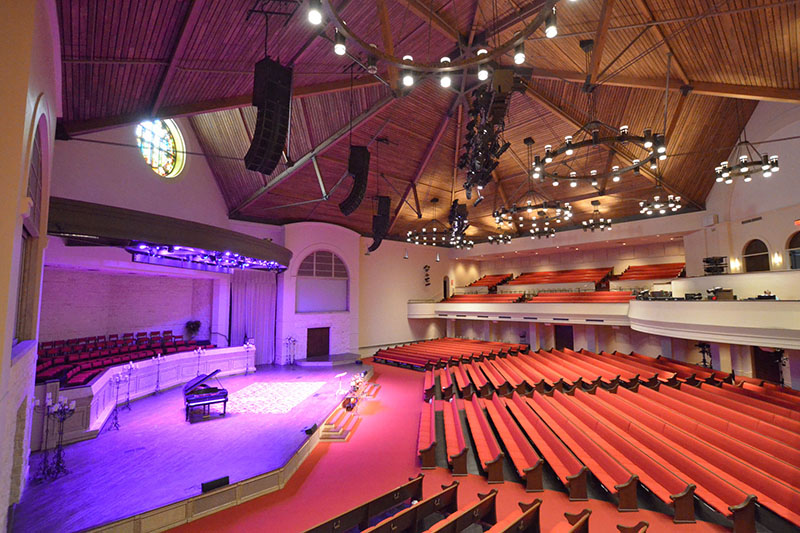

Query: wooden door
[306,327,330,360]
[753,347,782,384]
[554,325,574,351]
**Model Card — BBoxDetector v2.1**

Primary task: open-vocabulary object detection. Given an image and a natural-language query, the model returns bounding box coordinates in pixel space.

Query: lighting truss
[715,139,779,184]
[127,243,286,273]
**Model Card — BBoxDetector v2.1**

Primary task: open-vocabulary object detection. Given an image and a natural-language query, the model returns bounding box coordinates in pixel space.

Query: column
[482,321,491,342]
[730,344,753,377]
[659,336,673,359]
[539,323,555,351]
[572,325,586,351]
[446,319,455,338]
[711,343,733,373]
[584,325,597,353]
[528,323,538,351]
[783,349,799,388]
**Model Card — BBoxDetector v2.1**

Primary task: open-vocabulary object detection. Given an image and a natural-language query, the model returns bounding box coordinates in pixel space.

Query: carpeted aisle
[170,364,729,533]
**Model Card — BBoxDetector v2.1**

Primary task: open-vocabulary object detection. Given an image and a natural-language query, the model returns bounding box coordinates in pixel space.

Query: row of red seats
[40,330,175,348]
[527,291,634,303]
[373,338,527,370]
[507,268,612,286]
[468,273,512,288]
[617,263,685,281]
[39,336,188,358]
[443,293,523,303]
[418,348,798,530]
[39,339,197,366]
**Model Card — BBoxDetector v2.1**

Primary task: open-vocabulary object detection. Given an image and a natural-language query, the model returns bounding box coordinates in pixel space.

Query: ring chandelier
[528,124,667,188]
[405,199,475,249]
[581,202,612,232]
[639,192,683,216]
[310,0,562,78]
[715,139,780,185]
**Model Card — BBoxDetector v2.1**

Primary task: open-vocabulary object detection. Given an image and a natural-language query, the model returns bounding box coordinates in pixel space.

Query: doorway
[554,325,574,351]
[443,276,450,300]
[306,327,330,361]
[753,347,782,384]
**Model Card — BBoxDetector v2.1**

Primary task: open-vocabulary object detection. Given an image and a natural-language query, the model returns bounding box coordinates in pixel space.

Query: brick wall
[39,267,213,342]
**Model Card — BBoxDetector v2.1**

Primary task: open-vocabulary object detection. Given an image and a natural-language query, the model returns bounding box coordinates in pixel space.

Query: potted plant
[185,320,202,339]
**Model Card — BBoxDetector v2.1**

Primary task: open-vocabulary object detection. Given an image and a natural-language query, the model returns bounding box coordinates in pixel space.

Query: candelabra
[194,346,206,376]
[34,393,76,482]
[152,353,164,394]
[243,340,255,374]
[121,361,136,410]
[284,337,297,366]
[107,373,127,432]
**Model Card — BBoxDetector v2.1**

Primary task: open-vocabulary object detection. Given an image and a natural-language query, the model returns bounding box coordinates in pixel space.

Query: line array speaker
[244,57,293,176]
[339,145,371,216]
[367,196,391,252]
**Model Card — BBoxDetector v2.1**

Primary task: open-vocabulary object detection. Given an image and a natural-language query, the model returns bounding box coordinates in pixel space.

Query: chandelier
[406,198,449,247]
[530,223,556,240]
[581,201,612,232]
[639,191,683,216]
[311,0,560,80]
[487,233,513,245]
[715,138,779,184]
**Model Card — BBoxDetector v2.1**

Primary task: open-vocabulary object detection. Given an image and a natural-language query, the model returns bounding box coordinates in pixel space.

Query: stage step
[320,408,359,442]
[362,383,381,398]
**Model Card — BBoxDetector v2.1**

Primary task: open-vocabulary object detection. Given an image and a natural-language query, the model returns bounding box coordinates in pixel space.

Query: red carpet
[170,364,729,532]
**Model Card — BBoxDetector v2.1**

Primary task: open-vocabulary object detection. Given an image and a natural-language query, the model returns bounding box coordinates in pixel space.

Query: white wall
[359,239,446,352]
[684,102,800,276]
[39,267,213,342]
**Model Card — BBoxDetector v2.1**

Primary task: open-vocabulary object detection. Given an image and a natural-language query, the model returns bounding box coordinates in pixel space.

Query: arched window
[788,232,800,270]
[296,251,349,312]
[743,239,770,272]
[135,119,185,178]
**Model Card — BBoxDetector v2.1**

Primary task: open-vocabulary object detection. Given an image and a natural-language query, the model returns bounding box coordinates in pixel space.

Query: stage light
[308,0,322,25]
[402,55,414,87]
[333,30,346,55]
[564,136,573,155]
[545,8,558,38]
[514,43,525,65]
[440,57,451,87]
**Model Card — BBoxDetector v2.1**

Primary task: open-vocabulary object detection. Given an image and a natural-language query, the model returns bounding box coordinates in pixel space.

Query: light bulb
[570,180,577,188]
[402,72,414,86]
[478,67,489,81]
[552,179,559,186]
[334,30,346,55]
[545,8,557,38]
[308,0,322,25]
[514,43,525,65]
[440,74,451,88]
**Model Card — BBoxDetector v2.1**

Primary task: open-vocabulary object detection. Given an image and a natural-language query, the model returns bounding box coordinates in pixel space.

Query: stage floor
[13,363,364,533]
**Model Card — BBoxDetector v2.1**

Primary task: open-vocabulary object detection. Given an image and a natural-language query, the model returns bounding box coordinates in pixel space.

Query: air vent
[523,317,537,320]
[552,317,569,321]
[456,314,467,318]
[437,314,448,317]
[477,315,489,318]
[742,216,763,225]
[498,316,512,319]
[586,318,604,323]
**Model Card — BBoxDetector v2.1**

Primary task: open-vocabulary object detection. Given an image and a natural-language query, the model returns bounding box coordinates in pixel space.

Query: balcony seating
[469,273,513,288]
[418,400,437,469]
[443,398,467,475]
[527,291,633,303]
[373,338,527,369]
[443,293,524,303]
[463,397,505,483]
[507,268,612,286]
[617,263,685,281]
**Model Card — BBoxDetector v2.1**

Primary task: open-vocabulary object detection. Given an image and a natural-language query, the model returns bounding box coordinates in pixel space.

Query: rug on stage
[227,381,327,414]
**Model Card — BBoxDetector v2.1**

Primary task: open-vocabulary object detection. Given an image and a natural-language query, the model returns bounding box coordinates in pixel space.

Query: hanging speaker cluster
[244,57,293,175]
[339,145,371,216]
[367,196,391,252]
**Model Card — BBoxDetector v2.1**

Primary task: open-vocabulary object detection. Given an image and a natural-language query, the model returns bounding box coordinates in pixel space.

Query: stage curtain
[231,270,277,365]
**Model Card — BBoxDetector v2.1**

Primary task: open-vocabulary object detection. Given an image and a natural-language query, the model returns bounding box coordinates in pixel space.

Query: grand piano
[184,369,228,422]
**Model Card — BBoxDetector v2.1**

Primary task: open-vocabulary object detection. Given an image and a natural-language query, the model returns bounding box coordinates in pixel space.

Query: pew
[424,370,436,401]
[450,365,473,398]
[478,361,512,396]
[485,393,543,491]
[362,481,460,533]
[552,509,591,533]
[418,400,437,469]
[465,363,492,398]
[423,489,498,533]
[484,499,542,533]
[505,392,588,500]
[305,474,424,533]
[443,398,467,476]
[437,367,453,400]
[463,397,505,483]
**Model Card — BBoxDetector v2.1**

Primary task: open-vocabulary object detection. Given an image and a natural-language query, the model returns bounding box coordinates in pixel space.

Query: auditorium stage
[13,363,366,533]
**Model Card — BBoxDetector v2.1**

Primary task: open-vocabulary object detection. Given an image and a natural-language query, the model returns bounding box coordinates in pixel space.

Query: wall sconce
[403,249,409,260]
[772,252,783,267]
[730,257,741,272]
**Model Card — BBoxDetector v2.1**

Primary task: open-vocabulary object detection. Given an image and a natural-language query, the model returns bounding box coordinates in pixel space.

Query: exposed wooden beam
[630,0,690,85]
[411,183,421,217]
[597,148,617,195]
[152,0,206,115]
[521,80,703,209]
[63,76,386,136]
[525,68,800,104]
[231,93,395,216]
[388,102,455,233]
[375,0,398,91]
[492,171,520,234]
[665,90,688,141]
[480,0,548,38]
[395,0,464,43]
[588,0,616,85]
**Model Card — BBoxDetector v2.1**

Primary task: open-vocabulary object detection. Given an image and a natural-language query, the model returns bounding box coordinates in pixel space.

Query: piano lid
[184,369,222,393]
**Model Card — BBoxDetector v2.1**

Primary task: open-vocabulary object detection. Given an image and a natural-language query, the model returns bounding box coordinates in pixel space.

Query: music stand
[335,372,348,395]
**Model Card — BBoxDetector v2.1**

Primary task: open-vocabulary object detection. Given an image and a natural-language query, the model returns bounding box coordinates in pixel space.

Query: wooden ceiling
[57,0,800,240]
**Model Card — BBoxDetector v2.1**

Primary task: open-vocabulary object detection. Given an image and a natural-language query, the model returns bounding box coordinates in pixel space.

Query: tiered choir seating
[469,273,513,288]
[507,268,612,286]
[408,346,798,532]
[443,293,524,303]
[36,330,206,387]
[527,292,634,303]
[617,263,685,280]
[373,338,527,370]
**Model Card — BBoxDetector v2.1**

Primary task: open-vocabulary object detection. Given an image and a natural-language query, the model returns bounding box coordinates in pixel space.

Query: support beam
[492,171,520,234]
[524,68,800,104]
[629,0,690,85]
[395,0,464,43]
[388,101,455,233]
[665,90,688,141]
[375,0,398,90]
[597,148,617,195]
[588,0,616,85]
[411,183,422,218]
[231,93,395,216]
[151,0,206,115]
[521,80,703,209]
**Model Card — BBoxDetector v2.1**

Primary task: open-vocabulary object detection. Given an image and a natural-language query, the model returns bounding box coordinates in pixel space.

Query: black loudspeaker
[201,476,229,493]
[244,57,293,175]
[368,196,391,252]
[304,423,318,435]
[339,146,371,216]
